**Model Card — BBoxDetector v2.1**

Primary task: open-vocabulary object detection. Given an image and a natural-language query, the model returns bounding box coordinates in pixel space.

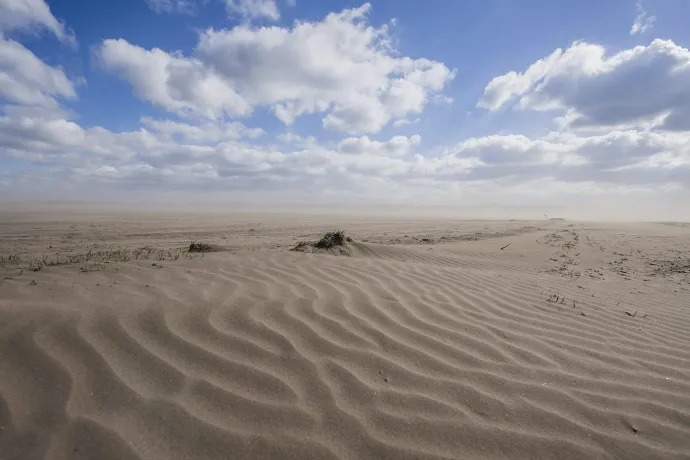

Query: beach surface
[1,211,689,459]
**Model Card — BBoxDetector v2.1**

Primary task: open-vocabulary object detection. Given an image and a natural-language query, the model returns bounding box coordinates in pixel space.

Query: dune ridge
[1,219,690,459]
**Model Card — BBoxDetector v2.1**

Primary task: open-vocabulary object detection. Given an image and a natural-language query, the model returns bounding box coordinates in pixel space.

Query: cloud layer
[0,0,74,43]
[0,38,76,109]
[224,0,280,20]
[0,0,76,120]
[0,0,689,215]
[98,4,454,133]
[478,39,690,132]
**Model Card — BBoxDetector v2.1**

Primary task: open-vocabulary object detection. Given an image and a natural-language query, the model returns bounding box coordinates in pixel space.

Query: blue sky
[1,0,690,218]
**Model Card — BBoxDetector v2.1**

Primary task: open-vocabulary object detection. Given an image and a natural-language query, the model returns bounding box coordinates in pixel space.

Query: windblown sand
[1,212,689,459]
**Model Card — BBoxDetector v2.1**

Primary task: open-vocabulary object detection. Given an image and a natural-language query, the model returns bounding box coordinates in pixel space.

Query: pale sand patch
[1,212,689,459]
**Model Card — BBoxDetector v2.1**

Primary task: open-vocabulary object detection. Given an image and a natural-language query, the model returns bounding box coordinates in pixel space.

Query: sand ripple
[2,235,690,459]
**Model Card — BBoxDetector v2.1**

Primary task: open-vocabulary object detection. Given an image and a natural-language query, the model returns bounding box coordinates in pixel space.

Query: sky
[1,0,690,218]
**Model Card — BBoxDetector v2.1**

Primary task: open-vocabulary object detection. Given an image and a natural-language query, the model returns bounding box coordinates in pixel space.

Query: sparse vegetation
[0,245,204,273]
[314,230,347,249]
[291,230,352,255]
[188,242,215,253]
[543,292,567,304]
[647,256,690,276]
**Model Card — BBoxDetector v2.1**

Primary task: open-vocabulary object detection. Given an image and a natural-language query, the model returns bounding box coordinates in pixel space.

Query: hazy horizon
[2,199,689,222]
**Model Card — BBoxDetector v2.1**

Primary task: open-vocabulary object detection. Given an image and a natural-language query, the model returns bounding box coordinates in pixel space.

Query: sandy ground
[1,211,689,460]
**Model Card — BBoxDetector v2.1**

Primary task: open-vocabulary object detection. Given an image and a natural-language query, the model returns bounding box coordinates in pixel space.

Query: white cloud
[2,2,689,217]
[477,47,563,111]
[0,113,450,183]
[277,131,303,143]
[392,117,419,127]
[224,0,280,20]
[0,1,78,114]
[2,108,688,197]
[478,39,690,132]
[453,130,690,173]
[454,134,583,167]
[145,0,196,14]
[0,100,688,219]
[631,1,655,35]
[0,38,76,108]
[144,0,284,19]
[98,39,250,119]
[338,134,421,157]
[97,4,454,133]
[618,151,690,171]
[1,102,71,120]
[0,0,74,44]
[141,117,265,142]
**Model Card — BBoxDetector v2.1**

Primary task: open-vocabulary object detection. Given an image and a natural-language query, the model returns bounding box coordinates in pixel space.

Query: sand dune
[1,215,689,459]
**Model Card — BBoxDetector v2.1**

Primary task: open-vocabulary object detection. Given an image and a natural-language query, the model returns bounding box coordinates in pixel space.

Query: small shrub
[188,242,214,253]
[314,230,347,249]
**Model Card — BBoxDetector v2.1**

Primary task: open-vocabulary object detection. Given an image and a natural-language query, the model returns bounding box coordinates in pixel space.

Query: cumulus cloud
[98,39,250,119]
[454,134,585,168]
[478,39,690,132]
[0,0,74,44]
[224,0,280,20]
[2,2,689,215]
[631,1,655,35]
[0,111,466,185]
[453,130,690,177]
[2,107,688,198]
[0,1,77,112]
[0,38,76,108]
[97,3,454,133]
[477,48,563,111]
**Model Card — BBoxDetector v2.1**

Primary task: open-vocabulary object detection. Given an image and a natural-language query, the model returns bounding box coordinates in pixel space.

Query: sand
[1,212,689,459]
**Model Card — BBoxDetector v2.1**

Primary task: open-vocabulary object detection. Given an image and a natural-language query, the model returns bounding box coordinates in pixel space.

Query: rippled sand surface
[1,213,689,459]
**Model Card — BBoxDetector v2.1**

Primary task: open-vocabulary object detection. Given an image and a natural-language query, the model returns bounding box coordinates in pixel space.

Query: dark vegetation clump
[188,242,215,253]
[291,230,353,254]
[314,230,347,249]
